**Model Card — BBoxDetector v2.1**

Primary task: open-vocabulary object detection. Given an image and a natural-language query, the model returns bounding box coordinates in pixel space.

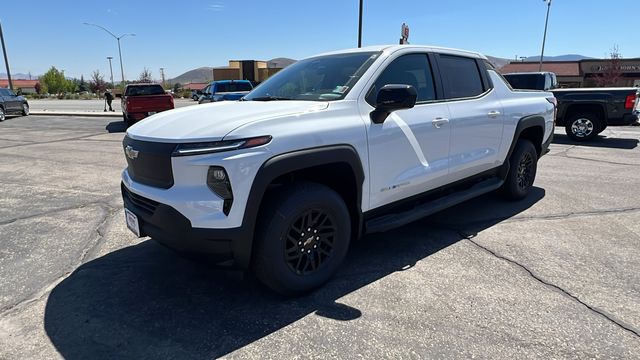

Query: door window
[439,55,485,99]
[366,54,436,105]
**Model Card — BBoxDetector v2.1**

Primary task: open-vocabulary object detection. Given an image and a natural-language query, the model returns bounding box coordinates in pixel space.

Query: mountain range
[0,73,38,80]
[522,54,594,62]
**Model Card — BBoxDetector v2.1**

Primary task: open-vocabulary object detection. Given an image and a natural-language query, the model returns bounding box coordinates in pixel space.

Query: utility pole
[0,22,13,90]
[539,0,552,71]
[357,0,363,48]
[159,67,166,88]
[107,56,114,86]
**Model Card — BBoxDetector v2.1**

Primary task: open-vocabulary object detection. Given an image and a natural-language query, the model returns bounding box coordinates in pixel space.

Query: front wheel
[501,139,538,200]
[0,107,5,121]
[253,182,351,295]
[22,103,29,116]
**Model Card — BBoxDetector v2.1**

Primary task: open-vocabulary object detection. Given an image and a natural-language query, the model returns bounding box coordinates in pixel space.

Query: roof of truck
[314,45,487,60]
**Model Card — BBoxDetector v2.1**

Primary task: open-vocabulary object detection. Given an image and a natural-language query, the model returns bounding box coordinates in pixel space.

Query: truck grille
[123,136,176,189]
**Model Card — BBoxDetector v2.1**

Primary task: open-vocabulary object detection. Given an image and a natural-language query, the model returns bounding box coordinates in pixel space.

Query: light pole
[539,0,552,71]
[106,56,114,87]
[0,22,13,90]
[357,0,363,48]
[83,23,135,88]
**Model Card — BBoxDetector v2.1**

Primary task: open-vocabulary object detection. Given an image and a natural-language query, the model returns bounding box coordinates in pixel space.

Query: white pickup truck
[121,45,555,294]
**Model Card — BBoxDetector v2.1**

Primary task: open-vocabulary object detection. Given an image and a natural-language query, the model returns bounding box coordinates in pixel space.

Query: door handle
[488,110,501,118]
[432,118,449,128]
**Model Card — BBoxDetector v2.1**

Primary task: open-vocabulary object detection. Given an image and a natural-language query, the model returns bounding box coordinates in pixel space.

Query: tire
[0,107,4,121]
[253,182,351,295]
[123,113,133,127]
[596,123,607,135]
[501,139,538,200]
[22,103,29,116]
[565,113,601,141]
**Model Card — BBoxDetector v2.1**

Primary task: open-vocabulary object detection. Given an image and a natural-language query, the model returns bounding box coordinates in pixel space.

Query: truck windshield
[503,74,545,91]
[244,51,380,101]
[217,82,253,92]
[125,85,166,96]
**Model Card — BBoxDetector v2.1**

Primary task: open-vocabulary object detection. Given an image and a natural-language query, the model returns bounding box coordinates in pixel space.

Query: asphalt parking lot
[0,114,639,359]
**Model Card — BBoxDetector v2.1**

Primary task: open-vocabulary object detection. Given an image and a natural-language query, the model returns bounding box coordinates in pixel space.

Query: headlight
[172,135,272,157]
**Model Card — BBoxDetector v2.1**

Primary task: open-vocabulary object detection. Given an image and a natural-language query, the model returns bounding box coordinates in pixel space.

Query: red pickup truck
[122,83,174,126]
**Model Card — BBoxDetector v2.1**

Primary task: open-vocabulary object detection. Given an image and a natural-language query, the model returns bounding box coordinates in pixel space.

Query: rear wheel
[0,107,4,121]
[565,113,601,141]
[501,139,538,200]
[253,182,351,295]
[22,103,29,116]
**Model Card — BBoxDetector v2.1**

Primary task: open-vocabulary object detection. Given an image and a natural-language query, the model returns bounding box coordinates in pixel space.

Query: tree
[90,70,107,93]
[138,68,153,83]
[78,75,88,92]
[173,82,182,93]
[39,66,68,94]
[595,45,623,87]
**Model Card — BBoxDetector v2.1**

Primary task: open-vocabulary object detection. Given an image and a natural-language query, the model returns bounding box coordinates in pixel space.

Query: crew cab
[551,87,639,141]
[121,83,174,126]
[198,80,253,104]
[121,45,555,294]
[0,88,29,121]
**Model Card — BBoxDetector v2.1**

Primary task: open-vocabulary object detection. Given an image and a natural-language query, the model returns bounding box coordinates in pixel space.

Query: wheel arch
[233,145,365,268]
[562,103,607,126]
[500,115,545,179]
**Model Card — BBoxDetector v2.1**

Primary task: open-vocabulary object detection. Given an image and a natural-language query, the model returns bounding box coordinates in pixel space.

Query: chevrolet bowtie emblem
[125,145,139,160]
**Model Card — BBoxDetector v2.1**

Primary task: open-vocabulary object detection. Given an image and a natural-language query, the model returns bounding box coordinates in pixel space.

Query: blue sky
[1,0,638,80]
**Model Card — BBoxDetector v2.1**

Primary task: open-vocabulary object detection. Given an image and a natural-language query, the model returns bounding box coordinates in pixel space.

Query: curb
[30,111,123,118]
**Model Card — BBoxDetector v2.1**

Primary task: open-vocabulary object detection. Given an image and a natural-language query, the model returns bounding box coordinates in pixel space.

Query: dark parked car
[503,72,558,91]
[0,88,29,121]
[552,87,639,141]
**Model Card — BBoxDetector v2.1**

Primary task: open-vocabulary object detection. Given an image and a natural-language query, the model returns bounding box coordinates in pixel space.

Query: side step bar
[365,178,504,234]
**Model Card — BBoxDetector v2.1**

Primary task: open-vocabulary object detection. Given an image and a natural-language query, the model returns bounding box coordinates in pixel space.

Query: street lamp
[357,0,363,48]
[539,0,552,71]
[83,22,135,88]
[106,56,114,86]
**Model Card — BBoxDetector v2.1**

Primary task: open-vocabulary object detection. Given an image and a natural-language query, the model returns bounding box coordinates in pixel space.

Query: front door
[363,53,452,210]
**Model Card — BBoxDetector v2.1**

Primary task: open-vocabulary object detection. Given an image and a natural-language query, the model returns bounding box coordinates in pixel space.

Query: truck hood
[126,100,329,143]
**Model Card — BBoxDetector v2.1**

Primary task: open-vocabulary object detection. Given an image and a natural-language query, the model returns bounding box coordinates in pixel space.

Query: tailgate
[126,95,173,112]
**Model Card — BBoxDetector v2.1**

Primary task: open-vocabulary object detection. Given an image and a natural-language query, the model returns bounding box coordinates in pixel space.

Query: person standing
[104,89,114,112]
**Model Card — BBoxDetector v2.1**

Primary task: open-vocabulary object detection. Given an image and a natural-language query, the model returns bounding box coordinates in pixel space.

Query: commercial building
[212,59,292,84]
[0,79,40,94]
[499,58,640,88]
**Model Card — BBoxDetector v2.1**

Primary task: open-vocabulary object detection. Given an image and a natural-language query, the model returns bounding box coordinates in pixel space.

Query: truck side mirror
[370,84,417,124]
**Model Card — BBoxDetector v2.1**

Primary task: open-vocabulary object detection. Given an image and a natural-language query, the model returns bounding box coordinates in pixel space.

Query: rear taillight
[625,94,636,110]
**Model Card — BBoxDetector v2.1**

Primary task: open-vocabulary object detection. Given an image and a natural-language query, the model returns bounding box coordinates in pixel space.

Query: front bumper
[121,182,248,267]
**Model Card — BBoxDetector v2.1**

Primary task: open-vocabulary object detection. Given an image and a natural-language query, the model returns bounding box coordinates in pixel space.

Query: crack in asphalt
[0,199,117,226]
[547,148,640,167]
[0,202,120,318]
[0,132,106,149]
[460,233,640,338]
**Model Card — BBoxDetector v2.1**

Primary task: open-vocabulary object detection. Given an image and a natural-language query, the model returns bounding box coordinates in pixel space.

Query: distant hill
[0,73,38,80]
[267,57,296,68]
[523,54,594,62]
[169,67,213,84]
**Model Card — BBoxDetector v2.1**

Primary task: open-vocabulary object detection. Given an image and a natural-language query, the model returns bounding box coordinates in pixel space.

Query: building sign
[399,23,410,45]
[590,64,640,73]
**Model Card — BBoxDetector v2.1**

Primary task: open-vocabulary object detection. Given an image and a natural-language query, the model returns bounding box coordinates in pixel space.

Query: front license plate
[125,208,141,237]
[148,111,157,115]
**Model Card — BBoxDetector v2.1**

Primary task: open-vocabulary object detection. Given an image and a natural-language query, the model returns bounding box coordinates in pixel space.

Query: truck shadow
[552,133,639,150]
[105,120,127,133]
[43,188,545,359]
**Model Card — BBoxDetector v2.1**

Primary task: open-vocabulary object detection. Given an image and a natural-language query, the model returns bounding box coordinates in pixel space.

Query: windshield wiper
[250,95,293,101]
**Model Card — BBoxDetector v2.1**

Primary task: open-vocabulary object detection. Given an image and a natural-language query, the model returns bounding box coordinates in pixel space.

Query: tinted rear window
[439,55,485,99]
[216,82,252,92]
[125,85,166,96]
[503,74,545,90]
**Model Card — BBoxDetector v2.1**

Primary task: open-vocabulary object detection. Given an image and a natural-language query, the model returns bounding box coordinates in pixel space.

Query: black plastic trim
[122,136,176,189]
[506,115,546,159]
[236,145,366,268]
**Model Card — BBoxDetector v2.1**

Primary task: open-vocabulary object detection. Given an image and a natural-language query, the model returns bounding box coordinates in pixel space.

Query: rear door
[363,52,452,210]
[436,54,503,181]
